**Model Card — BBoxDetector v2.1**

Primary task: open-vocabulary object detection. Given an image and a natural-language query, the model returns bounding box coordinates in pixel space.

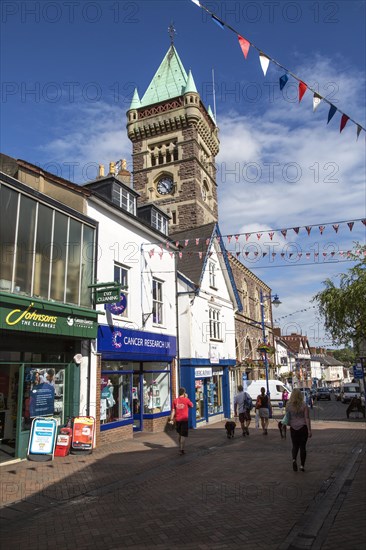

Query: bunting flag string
[274,305,316,323]
[142,217,365,250]
[190,0,366,138]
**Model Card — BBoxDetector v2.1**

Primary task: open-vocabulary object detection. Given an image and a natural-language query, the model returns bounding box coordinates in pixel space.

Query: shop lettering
[144,339,170,349]
[5,303,58,326]
[123,336,143,346]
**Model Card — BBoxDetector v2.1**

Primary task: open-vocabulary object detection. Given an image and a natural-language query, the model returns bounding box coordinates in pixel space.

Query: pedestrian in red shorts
[170,387,193,455]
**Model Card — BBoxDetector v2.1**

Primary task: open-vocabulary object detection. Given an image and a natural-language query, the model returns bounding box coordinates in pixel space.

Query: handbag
[281,411,290,426]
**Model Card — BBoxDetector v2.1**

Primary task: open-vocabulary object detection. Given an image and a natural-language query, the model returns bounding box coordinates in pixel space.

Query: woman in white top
[286,388,312,472]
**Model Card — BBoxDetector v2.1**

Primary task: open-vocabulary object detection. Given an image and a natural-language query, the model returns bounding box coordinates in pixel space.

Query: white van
[245,380,292,406]
[340,382,361,403]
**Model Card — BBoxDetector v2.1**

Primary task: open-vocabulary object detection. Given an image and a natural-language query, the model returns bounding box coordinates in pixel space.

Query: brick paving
[0,406,365,550]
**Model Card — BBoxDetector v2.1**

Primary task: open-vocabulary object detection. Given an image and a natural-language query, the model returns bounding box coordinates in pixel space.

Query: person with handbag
[286,388,312,472]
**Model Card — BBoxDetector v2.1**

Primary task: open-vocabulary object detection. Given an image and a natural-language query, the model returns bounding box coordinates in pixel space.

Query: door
[132,373,143,431]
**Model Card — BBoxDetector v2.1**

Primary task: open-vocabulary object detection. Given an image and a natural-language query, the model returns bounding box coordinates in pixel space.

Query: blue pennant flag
[327,104,337,124]
[279,74,289,90]
[211,14,225,29]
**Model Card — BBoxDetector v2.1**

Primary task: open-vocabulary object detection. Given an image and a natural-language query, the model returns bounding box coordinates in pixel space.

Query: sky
[1,0,365,348]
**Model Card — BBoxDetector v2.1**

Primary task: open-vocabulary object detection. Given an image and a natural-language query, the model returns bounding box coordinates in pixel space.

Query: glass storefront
[100,362,133,427]
[195,371,223,423]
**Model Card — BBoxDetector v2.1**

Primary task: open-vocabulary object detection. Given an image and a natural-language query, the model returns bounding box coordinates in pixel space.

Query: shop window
[33,204,53,299]
[143,371,170,413]
[112,185,136,215]
[66,218,82,304]
[14,195,37,296]
[50,211,68,301]
[100,373,132,424]
[209,307,221,340]
[80,225,95,307]
[0,185,18,289]
[113,263,129,317]
[23,366,66,431]
[151,209,168,235]
[152,279,163,324]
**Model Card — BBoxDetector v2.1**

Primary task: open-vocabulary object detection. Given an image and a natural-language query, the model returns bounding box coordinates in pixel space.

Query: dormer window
[112,185,136,215]
[151,209,168,235]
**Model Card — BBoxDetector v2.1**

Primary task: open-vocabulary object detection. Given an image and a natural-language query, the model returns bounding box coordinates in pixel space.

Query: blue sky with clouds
[1,0,365,347]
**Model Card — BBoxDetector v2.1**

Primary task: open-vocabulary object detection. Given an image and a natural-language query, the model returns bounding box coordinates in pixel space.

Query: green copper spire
[207,105,216,125]
[140,45,190,107]
[129,88,141,110]
[184,69,198,94]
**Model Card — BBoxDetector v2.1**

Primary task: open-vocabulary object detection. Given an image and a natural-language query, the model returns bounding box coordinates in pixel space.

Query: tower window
[158,153,164,165]
[151,154,156,167]
[173,149,178,161]
[171,211,177,225]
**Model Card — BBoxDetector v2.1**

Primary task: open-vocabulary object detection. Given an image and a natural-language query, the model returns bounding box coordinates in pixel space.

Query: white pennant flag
[259,53,270,76]
[191,0,201,6]
[313,93,322,112]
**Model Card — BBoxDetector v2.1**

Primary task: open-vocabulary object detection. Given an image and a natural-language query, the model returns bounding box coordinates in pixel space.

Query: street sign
[95,285,121,304]
[353,363,364,379]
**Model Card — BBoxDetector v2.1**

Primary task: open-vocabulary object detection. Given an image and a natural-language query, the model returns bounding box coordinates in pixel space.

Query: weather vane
[168,22,176,45]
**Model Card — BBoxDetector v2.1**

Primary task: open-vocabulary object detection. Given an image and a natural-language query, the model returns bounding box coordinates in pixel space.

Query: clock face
[157,177,173,195]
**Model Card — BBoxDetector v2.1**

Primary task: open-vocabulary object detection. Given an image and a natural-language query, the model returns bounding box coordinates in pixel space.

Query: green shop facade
[0,171,98,461]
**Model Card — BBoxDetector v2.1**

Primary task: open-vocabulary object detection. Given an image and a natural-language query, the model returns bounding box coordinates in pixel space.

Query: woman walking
[256,387,271,435]
[286,388,312,472]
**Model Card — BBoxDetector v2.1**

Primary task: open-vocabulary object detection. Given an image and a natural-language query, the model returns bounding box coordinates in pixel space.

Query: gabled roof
[281,334,311,354]
[140,45,194,107]
[173,223,242,311]
[311,355,344,367]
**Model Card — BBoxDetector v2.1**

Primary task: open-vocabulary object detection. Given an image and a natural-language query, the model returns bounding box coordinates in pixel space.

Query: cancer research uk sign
[98,325,176,359]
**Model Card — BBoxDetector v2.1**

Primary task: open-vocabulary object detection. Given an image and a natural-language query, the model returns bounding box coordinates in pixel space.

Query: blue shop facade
[180,359,235,429]
[97,325,177,436]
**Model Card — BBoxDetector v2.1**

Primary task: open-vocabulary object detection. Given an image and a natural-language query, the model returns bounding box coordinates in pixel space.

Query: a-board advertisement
[27,417,57,461]
[71,416,95,453]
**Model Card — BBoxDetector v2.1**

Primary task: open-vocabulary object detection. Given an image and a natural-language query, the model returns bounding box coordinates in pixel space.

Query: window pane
[100,374,132,424]
[14,195,37,295]
[50,212,68,301]
[33,204,53,299]
[143,372,170,413]
[80,225,95,307]
[0,185,18,289]
[66,218,82,304]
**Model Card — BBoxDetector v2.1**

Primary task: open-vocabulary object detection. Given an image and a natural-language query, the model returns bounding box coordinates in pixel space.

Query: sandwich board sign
[27,417,57,462]
[71,416,95,454]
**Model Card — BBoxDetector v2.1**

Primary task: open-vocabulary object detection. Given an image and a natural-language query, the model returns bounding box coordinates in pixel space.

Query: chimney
[98,164,105,178]
[109,162,116,176]
[116,158,132,187]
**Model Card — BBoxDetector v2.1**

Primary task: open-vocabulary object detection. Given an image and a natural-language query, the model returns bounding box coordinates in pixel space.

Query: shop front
[0,293,98,462]
[180,360,234,429]
[97,325,176,443]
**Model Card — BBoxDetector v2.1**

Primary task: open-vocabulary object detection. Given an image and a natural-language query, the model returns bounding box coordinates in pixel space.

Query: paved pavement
[0,402,365,550]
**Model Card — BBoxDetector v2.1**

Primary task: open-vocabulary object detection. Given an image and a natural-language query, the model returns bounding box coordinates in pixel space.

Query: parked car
[340,383,361,404]
[316,387,331,401]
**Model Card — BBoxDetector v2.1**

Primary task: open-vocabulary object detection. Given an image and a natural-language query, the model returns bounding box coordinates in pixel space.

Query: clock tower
[127,45,219,233]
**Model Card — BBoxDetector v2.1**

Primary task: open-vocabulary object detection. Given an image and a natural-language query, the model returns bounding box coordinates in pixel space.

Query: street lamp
[259,290,281,402]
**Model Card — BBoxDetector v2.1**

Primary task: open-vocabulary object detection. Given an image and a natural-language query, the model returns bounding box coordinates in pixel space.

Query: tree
[313,244,366,352]
[331,347,356,368]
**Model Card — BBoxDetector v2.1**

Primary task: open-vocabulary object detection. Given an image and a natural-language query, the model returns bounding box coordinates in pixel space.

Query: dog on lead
[278,420,287,439]
[225,419,236,438]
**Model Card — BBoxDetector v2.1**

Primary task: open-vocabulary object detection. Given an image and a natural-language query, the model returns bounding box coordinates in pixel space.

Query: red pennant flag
[216,236,221,243]
[347,222,354,231]
[323,252,327,257]
[206,238,210,246]
[169,252,174,258]
[315,253,319,258]
[289,253,293,258]
[331,252,335,257]
[245,233,251,241]
[299,81,307,102]
[272,252,276,258]
[306,253,311,259]
[254,252,259,257]
[332,224,339,233]
[268,232,274,240]
[235,235,239,241]
[227,235,232,243]
[159,251,163,260]
[195,238,200,245]
[340,114,349,133]
[175,241,179,247]
[339,251,344,257]
[298,253,302,258]
[319,226,325,235]
[362,219,366,226]
[281,229,287,239]
[281,253,285,258]
[263,252,267,257]
[166,241,170,249]
[245,251,249,257]
[305,226,312,235]
[238,35,250,59]
[185,239,189,247]
[199,252,202,259]
[227,252,232,258]
[179,252,183,259]
[236,251,240,258]
[257,233,262,240]
[293,227,300,234]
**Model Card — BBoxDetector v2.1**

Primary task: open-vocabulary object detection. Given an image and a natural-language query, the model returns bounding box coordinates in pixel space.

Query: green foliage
[331,348,356,368]
[313,244,366,350]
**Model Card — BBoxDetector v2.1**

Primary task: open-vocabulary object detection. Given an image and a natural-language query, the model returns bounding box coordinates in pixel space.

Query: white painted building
[174,223,242,428]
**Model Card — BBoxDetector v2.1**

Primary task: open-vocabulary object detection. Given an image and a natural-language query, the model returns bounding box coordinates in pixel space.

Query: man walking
[170,387,193,455]
[234,384,252,436]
